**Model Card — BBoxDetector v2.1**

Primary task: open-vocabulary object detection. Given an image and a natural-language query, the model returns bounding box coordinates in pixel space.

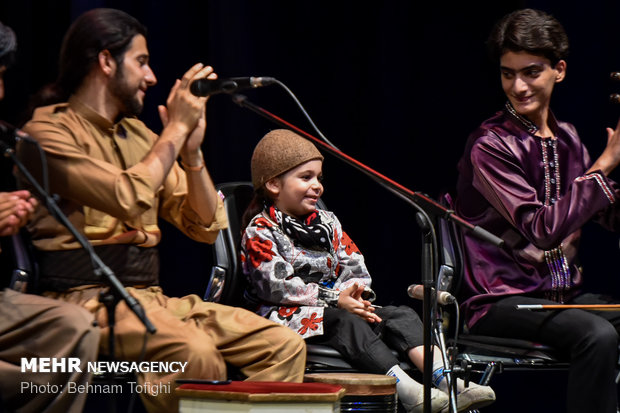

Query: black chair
[434,192,570,385]
[204,181,415,373]
[0,229,39,293]
[203,182,255,309]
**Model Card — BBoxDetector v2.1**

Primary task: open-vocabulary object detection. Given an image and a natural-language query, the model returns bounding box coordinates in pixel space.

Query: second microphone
[190,76,276,97]
[407,284,456,305]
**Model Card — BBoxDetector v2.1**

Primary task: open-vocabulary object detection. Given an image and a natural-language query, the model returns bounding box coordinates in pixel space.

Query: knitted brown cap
[251,129,324,189]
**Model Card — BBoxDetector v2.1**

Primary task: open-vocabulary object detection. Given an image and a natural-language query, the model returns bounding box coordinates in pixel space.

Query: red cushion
[177,381,343,395]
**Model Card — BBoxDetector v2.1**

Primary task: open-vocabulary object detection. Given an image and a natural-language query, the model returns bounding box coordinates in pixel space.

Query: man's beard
[111,67,143,118]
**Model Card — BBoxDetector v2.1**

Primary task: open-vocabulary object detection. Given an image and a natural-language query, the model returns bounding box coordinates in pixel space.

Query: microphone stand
[415,211,439,413]
[230,94,504,413]
[434,306,458,413]
[2,141,157,411]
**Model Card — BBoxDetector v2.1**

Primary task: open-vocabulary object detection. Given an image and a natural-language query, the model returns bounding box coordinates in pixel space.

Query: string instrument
[517,304,620,311]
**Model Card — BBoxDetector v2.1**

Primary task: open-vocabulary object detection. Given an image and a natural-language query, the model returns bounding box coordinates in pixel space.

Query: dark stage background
[2,1,620,412]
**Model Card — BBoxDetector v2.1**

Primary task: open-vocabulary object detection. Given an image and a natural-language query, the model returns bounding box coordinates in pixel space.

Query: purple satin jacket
[456,104,620,328]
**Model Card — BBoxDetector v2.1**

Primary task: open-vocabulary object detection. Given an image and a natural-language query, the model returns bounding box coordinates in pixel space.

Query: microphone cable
[270,78,341,151]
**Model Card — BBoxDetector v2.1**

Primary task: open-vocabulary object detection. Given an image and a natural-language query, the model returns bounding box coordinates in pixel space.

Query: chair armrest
[204,266,226,302]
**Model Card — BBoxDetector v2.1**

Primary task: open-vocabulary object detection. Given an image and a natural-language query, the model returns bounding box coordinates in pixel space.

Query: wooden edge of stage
[175,381,345,402]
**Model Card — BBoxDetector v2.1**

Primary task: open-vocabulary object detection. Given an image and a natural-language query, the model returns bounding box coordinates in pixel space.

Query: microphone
[190,76,276,97]
[407,284,456,305]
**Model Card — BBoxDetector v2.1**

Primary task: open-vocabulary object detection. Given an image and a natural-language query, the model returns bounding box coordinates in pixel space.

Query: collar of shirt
[68,96,128,138]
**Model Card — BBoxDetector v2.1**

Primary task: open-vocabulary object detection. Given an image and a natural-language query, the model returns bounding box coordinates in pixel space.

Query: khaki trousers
[46,286,306,413]
[0,288,100,413]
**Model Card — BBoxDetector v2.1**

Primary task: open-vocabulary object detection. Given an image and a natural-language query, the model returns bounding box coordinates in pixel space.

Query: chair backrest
[435,192,464,299]
[204,182,255,308]
[0,230,37,293]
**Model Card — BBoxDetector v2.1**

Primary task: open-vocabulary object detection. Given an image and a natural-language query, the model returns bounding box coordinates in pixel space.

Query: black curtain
[4,2,620,412]
[2,0,620,330]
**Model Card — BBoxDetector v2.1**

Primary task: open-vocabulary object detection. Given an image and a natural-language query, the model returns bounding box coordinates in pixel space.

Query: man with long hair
[19,8,306,412]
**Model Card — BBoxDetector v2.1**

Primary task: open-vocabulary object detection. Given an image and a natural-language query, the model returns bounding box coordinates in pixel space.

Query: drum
[176,380,345,413]
[304,373,398,413]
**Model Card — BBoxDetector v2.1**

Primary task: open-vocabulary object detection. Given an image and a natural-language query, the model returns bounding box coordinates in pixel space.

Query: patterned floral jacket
[241,208,373,339]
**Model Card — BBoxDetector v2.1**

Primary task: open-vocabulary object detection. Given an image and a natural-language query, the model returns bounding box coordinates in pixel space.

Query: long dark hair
[241,188,272,231]
[30,8,146,109]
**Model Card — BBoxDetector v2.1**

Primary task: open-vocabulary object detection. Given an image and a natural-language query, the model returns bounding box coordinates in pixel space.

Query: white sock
[386,364,423,406]
[432,360,449,392]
